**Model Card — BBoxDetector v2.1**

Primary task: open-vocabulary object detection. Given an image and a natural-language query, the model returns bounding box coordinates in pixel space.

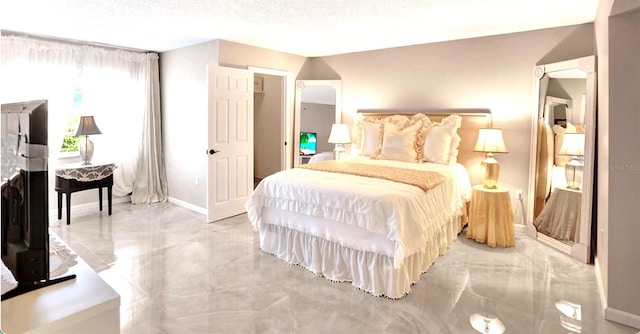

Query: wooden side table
[467,184,515,247]
[54,162,117,225]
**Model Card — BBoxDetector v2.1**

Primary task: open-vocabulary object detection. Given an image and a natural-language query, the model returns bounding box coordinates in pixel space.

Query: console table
[55,162,117,225]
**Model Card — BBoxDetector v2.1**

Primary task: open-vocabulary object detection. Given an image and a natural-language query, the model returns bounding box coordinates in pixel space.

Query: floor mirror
[526,56,596,263]
[293,80,341,166]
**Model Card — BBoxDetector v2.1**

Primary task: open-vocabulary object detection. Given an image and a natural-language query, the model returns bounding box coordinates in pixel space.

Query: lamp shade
[474,128,507,153]
[75,116,102,136]
[559,133,585,156]
[328,124,351,144]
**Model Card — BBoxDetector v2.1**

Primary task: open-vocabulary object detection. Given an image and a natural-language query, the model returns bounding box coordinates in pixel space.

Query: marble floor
[49,202,637,334]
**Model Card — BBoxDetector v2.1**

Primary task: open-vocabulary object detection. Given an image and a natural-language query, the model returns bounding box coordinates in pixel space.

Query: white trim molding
[48,196,130,218]
[605,307,640,330]
[168,197,207,216]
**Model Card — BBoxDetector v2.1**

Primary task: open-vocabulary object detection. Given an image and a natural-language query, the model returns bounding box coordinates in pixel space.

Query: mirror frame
[525,55,596,263]
[293,80,341,166]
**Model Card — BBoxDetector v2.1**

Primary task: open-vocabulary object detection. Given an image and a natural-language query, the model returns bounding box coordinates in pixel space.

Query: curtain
[1,35,167,203]
[0,36,79,162]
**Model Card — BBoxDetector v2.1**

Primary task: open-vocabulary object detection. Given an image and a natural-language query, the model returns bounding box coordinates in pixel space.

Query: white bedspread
[246,156,471,268]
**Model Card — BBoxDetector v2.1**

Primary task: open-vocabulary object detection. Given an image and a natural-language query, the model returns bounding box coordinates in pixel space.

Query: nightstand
[467,184,515,247]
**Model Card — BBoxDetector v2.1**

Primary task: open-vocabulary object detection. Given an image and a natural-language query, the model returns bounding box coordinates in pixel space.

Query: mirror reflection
[294,80,341,166]
[527,56,596,263]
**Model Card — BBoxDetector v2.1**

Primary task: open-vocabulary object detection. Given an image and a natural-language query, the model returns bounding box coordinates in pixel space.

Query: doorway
[252,68,288,188]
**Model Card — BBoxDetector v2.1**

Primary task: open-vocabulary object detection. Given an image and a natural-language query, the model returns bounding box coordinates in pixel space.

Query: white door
[206,66,254,222]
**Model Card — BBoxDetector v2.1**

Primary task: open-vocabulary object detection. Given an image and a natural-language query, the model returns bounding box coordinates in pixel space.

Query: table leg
[57,191,62,220]
[108,186,112,216]
[99,187,103,211]
[66,192,71,225]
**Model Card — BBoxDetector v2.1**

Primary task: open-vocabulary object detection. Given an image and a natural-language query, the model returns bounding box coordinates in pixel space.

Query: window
[59,86,83,153]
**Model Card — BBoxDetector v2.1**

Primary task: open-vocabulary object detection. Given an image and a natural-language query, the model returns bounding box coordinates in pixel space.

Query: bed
[246,110,491,298]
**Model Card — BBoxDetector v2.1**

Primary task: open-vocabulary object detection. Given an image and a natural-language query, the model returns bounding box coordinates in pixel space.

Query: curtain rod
[1,30,153,54]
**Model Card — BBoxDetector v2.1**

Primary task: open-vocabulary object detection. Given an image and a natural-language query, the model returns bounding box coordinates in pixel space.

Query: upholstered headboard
[356,109,493,186]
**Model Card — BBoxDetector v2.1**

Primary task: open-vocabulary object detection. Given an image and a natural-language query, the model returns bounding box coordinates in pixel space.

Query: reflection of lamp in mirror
[474,128,508,189]
[75,116,102,165]
[559,133,585,190]
[469,313,506,334]
[328,123,351,160]
[555,300,582,333]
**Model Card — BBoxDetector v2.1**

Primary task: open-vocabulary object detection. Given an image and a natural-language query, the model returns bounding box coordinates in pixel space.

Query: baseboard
[605,307,640,330]
[594,257,607,310]
[168,197,207,215]
[513,223,526,233]
[48,196,130,217]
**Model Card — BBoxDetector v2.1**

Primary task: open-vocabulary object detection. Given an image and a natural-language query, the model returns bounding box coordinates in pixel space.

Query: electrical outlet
[515,189,523,200]
[194,176,199,186]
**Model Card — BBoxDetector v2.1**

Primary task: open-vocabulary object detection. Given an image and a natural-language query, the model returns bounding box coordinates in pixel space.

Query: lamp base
[481,154,500,189]
[333,144,346,160]
[79,136,94,165]
[565,157,583,190]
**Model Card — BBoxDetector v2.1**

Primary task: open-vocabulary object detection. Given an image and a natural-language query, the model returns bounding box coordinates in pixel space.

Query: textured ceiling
[0,0,599,56]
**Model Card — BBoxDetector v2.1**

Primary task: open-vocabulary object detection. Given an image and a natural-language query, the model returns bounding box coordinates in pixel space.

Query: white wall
[314,25,595,219]
[160,40,219,209]
[160,40,306,210]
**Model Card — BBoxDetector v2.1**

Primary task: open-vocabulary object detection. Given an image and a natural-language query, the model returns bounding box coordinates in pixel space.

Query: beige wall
[595,0,613,312]
[313,25,595,217]
[605,1,640,327]
[254,74,284,179]
[300,102,335,153]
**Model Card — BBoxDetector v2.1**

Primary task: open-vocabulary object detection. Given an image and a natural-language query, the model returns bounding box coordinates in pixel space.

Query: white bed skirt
[258,215,463,299]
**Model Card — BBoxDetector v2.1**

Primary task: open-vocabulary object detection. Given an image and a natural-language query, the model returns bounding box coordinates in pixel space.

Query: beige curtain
[131,56,168,203]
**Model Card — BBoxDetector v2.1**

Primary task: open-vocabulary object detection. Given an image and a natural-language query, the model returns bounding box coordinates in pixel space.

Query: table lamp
[75,116,102,165]
[474,128,508,189]
[559,133,585,189]
[328,123,351,160]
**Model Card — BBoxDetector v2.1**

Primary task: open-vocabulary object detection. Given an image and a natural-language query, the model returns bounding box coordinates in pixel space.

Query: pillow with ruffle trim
[420,114,462,165]
[376,120,423,162]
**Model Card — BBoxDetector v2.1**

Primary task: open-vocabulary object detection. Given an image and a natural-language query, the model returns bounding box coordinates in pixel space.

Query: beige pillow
[377,121,423,162]
[420,115,462,164]
[361,121,382,156]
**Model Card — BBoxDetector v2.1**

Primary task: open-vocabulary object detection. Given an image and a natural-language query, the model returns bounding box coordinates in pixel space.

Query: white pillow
[361,121,382,156]
[422,115,461,164]
[378,121,422,162]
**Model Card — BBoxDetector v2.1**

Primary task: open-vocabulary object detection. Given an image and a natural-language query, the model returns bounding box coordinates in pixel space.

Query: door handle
[207,149,219,155]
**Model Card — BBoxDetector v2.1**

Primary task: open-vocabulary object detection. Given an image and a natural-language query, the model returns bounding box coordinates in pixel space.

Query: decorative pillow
[361,120,382,156]
[372,114,417,157]
[420,114,462,164]
[377,121,423,162]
